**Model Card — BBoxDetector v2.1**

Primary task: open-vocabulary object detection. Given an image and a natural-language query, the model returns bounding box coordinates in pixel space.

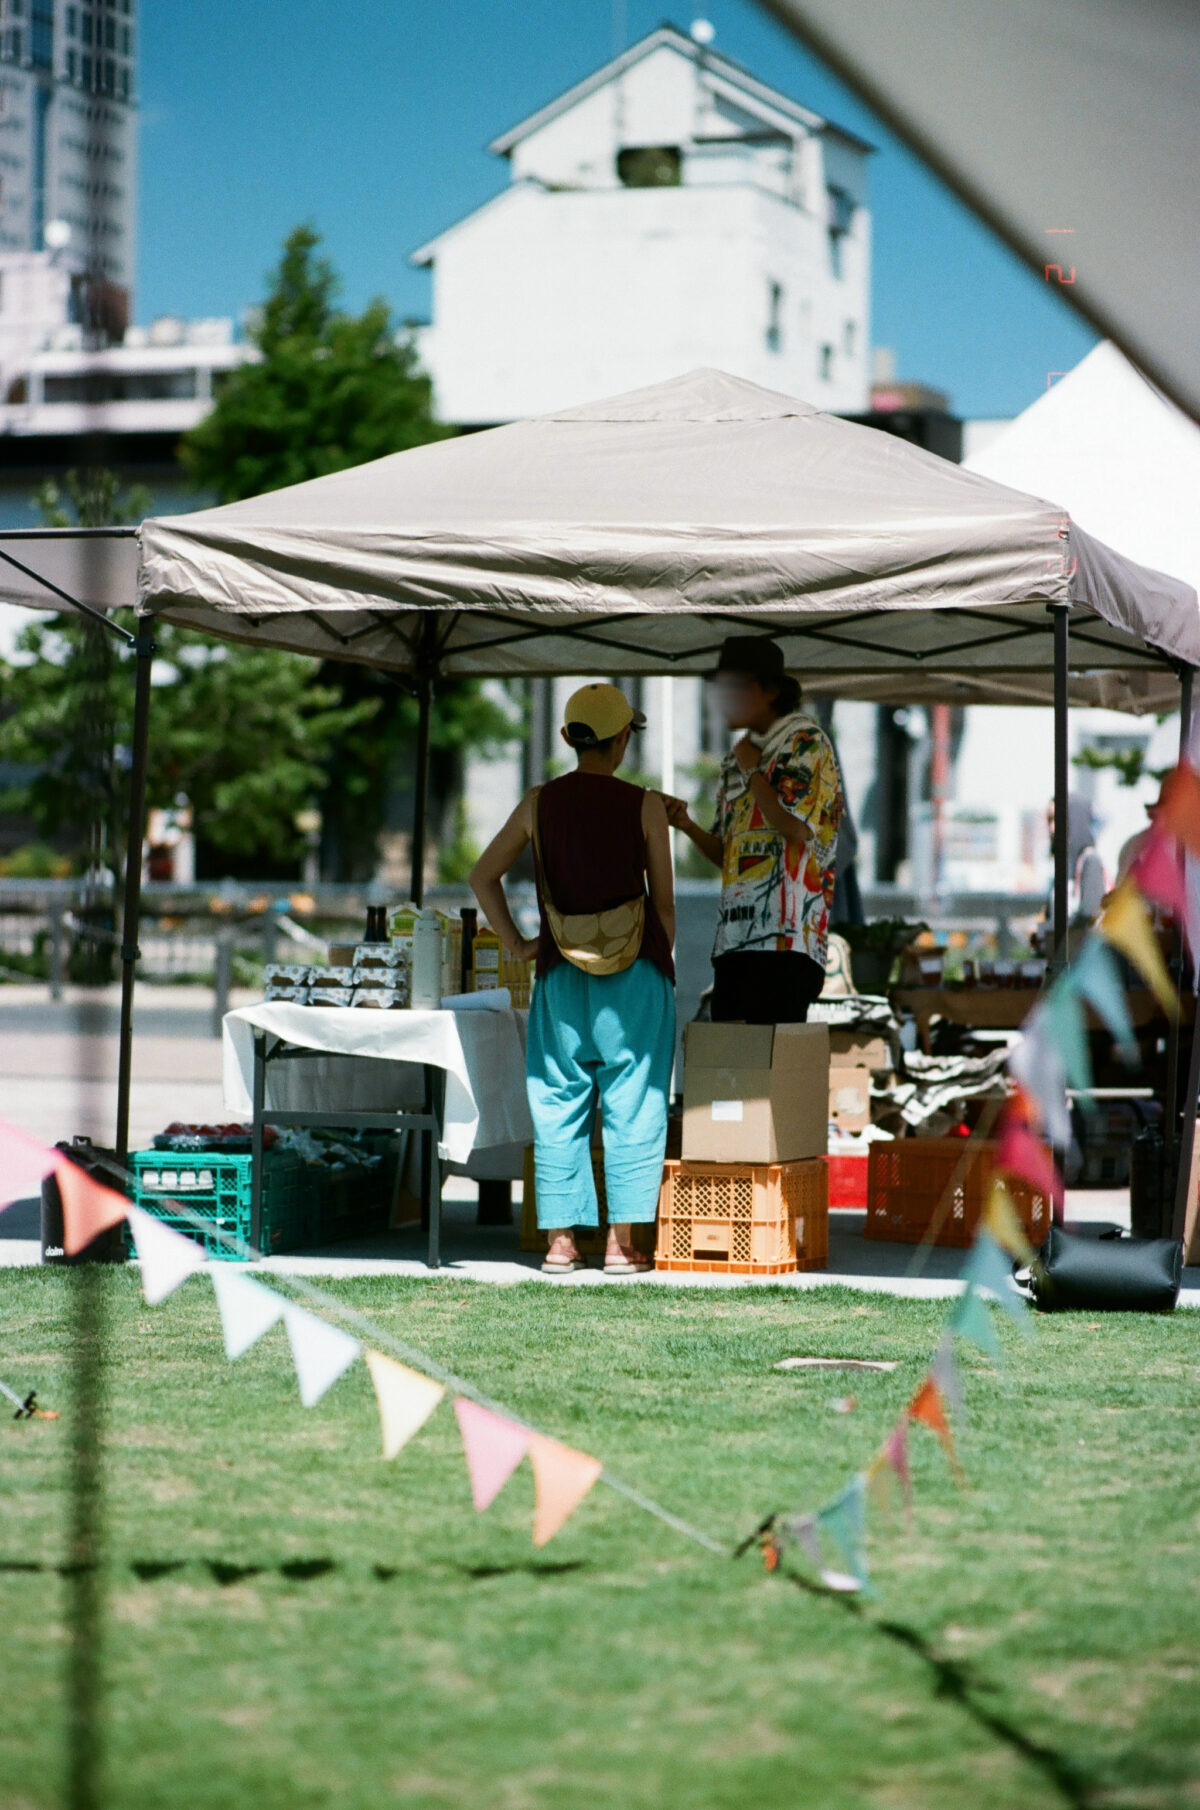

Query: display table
[893,985,1177,1053]
[222,1002,533,1267]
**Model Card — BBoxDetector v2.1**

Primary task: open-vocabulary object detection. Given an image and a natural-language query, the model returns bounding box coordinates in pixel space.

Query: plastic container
[128,1148,311,1258]
[410,909,444,1009]
[864,1137,1052,1248]
[654,1158,828,1275]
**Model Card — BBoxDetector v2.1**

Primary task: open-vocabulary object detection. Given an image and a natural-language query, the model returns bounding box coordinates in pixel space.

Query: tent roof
[965,342,1200,600]
[137,368,1199,710]
[760,0,1200,429]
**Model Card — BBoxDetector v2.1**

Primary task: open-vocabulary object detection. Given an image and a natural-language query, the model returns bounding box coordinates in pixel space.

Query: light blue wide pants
[526,957,675,1229]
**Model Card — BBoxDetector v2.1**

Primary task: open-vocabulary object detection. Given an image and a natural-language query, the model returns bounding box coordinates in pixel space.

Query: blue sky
[139,0,1097,420]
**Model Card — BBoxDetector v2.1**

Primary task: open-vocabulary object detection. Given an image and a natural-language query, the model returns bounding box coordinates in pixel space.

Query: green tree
[0,470,372,885]
[181,224,451,502]
[180,223,517,880]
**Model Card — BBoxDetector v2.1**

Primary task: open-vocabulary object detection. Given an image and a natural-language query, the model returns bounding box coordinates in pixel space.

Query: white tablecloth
[222,1003,532,1165]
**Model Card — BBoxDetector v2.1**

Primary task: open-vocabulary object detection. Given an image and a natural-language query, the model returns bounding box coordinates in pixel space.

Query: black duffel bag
[1027,1224,1182,1314]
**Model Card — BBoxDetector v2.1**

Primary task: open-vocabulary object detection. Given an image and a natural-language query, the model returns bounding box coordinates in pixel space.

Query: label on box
[711,1099,744,1122]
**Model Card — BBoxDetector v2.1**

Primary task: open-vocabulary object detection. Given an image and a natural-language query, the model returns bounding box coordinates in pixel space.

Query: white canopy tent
[6,368,1198,1163]
[137,370,1197,713]
[965,342,1200,599]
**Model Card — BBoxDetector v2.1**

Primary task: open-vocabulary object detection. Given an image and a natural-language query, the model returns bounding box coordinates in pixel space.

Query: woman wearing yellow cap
[471,683,675,1275]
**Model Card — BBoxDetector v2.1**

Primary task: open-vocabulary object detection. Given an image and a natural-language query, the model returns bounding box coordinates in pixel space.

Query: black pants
[710,951,826,1025]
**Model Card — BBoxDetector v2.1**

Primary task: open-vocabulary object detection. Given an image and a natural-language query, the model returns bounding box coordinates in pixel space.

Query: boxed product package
[828,1028,893,1133]
[682,1021,829,1164]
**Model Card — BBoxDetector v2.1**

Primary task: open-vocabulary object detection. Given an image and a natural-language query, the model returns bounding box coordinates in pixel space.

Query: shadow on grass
[1,1556,591,1585]
[781,1568,1092,1809]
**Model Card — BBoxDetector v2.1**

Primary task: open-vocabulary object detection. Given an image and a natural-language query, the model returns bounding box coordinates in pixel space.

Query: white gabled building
[411,24,873,426]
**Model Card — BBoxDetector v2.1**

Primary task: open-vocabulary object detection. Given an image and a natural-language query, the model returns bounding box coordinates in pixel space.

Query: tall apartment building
[0,0,136,334]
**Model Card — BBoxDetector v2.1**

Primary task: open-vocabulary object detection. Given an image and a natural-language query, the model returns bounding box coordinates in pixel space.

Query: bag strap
[529,785,558,915]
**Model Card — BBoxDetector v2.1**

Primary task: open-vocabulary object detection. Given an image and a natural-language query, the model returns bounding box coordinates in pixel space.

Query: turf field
[1,1268,1198,1809]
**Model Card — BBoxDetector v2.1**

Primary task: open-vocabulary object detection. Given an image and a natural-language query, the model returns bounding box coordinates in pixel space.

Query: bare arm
[662,793,724,868]
[642,790,676,947]
[468,792,539,962]
[745,769,812,846]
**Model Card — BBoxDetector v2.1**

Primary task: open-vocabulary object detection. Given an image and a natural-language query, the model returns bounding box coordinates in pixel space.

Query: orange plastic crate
[654,1158,828,1275]
[864,1137,1052,1248]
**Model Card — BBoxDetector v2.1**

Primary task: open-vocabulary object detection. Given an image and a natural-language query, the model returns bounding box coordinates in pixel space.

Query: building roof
[486,23,875,159]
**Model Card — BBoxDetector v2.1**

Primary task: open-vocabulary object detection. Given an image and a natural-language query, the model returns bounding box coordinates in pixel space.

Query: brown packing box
[828,1070,871,1132]
[682,1021,829,1164]
[829,1030,891,1070]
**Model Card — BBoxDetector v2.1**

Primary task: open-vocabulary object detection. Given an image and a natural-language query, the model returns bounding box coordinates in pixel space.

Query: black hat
[710,636,786,685]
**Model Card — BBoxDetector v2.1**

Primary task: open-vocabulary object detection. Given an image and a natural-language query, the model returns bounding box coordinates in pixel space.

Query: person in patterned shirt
[665,636,843,1024]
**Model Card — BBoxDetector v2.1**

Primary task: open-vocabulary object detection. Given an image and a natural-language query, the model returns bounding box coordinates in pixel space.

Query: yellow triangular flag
[864,1450,894,1517]
[1098,881,1177,1018]
[982,1179,1035,1264]
[364,1350,445,1460]
[528,1433,603,1547]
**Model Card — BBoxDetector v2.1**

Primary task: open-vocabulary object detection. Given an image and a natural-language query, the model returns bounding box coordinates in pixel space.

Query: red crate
[824,1151,868,1209]
[865,1137,1051,1248]
[654,1159,828,1276]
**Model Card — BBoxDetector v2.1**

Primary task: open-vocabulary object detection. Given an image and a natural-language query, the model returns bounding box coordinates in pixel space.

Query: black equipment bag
[1028,1224,1182,1314]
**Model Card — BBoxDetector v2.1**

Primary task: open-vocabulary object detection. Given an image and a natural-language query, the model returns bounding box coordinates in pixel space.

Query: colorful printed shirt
[711,711,844,966]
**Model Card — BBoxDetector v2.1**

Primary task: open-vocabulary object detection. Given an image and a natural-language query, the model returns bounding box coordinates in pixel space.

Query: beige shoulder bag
[530,786,645,977]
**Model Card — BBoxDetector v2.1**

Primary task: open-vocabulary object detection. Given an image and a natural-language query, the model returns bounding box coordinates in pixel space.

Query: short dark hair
[772,674,802,714]
[565,721,617,752]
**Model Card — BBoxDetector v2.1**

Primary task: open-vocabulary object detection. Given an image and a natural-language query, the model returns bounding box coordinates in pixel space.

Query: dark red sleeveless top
[533,772,675,983]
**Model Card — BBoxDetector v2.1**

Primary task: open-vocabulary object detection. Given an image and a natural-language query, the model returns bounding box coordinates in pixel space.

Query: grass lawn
[1,1268,1199,1810]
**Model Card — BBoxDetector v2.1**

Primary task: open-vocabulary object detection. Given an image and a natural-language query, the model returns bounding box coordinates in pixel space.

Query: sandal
[542,1238,585,1274]
[603,1250,653,1276]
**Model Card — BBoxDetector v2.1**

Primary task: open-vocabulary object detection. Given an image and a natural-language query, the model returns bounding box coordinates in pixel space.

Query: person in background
[469,683,675,1276]
[664,636,843,1024]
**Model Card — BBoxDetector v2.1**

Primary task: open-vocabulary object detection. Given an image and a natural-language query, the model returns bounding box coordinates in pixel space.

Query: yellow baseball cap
[562,682,646,748]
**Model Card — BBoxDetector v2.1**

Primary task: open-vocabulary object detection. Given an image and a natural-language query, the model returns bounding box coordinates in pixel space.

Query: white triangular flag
[127,1205,207,1305]
[283,1301,361,1407]
[210,1265,286,1360]
[364,1349,444,1458]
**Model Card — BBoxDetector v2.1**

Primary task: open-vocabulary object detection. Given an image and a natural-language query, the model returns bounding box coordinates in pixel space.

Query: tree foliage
[180,225,451,503]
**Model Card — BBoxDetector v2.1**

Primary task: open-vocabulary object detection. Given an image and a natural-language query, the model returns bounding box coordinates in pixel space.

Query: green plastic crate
[128,1149,310,1259]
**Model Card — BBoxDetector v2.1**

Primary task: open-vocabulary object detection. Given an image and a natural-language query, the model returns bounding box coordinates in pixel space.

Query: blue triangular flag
[961,1231,1031,1332]
[1072,936,1138,1063]
[950,1283,1003,1360]
[817,1474,870,1591]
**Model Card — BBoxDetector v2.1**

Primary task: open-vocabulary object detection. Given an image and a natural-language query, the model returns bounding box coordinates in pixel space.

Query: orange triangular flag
[528,1432,603,1547]
[1156,761,1200,862]
[1097,880,1177,1017]
[907,1374,964,1481]
[54,1158,128,1256]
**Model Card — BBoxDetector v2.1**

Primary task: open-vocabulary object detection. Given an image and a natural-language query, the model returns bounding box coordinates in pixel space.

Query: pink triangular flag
[995,1114,1063,1210]
[126,1206,207,1304]
[54,1158,128,1255]
[454,1397,530,1512]
[528,1432,603,1546]
[1131,826,1189,922]
[0,1121,55,1209]
[364,1350,444,1459]
[882,1420,913,1507]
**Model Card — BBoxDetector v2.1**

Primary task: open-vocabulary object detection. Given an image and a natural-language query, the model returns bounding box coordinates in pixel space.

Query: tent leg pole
[1051,606,1070,972]
[1164,668,1195,1182]
[1170,666,1197,1242]
[115,627,154,1164]
[410,674,433,908]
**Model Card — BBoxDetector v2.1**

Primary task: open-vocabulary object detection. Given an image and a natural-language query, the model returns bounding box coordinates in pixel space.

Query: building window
[65,46,76,79]
[81,10,92,43]
[819,344,834,382]
[8,28,21,60]
[119,22,129,52]
[67,4,77,32]
[118,62,127,98]
[103,14,114,46]
[616,145,682,188]
[81,51,90,84]
[765,281,784,354]
[843,319,856,356]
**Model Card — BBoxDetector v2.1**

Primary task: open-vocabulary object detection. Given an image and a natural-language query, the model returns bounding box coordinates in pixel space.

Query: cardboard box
[829,1030,891,1071]
[682,1021,829,1163]
[829,1070,871,1132]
